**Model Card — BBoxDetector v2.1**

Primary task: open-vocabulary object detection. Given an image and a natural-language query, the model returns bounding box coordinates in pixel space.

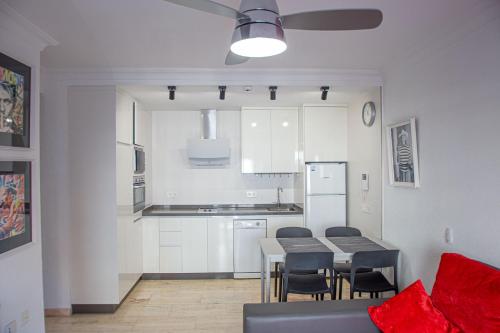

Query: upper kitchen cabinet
[241,107,299,173]
[133,101,148,147]
[304,105,347,162]
[116,90,134,145]
[241,108,272,173]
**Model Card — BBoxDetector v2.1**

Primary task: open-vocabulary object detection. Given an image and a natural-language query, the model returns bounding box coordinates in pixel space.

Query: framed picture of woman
[386,118,420,188]
[0,161,31,254]
[0,52,31,148]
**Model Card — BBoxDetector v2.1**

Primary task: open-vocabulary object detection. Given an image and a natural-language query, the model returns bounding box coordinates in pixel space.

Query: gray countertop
[142,204,303,217]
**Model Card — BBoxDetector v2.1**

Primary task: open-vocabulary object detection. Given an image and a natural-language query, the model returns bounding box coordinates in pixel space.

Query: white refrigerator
[305,162,346,237]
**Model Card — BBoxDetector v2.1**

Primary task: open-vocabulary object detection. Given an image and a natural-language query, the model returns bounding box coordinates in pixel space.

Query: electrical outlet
[361,203,371,214]
[246,191,257,198]
[166,192,176,199]
[4,320,16,333]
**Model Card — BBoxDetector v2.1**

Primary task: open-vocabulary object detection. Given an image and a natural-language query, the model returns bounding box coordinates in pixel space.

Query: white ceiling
[6,0,482,70]
[121,85,378,111]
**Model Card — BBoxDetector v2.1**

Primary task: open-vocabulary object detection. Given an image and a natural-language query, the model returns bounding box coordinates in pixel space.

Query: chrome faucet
[277,187,283,207]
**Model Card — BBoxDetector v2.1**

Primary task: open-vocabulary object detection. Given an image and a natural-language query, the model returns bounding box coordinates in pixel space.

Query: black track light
[168,86,176,100]
[269,86,277,100]
[219,86,226,100]
[321,86,330,100]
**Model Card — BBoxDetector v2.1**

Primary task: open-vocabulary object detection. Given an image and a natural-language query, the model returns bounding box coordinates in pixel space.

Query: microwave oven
[134,147,145,174]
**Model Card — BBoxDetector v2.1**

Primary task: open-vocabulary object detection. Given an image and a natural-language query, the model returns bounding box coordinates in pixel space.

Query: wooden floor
[45,278,366,333]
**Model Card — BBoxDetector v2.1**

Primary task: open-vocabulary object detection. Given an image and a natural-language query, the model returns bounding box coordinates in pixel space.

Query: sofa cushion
[368,280,460,333]
[431,253,500,333]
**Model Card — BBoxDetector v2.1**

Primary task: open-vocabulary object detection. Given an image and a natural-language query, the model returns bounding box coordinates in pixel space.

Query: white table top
[259,236,397,262]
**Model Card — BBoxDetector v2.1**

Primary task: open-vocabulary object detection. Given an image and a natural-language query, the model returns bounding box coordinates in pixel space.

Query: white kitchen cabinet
[207,217,234,272]
[143,217,160,273]
[182,218,208,273]
[116,90,134,145]
[241,107,298,173]
[267,215,304,238]
[271,108,299,173]
[133,101,148,147]
[304,106,347,162]
[241,108,272,173]
[160,247,182,273]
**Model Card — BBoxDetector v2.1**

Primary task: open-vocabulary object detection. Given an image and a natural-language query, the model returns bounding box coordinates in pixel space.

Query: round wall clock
[362,101,376,127]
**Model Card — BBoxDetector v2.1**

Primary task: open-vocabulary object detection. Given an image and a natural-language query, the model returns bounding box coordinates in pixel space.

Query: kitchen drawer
[159,218,182,232]
[159,231,182,246]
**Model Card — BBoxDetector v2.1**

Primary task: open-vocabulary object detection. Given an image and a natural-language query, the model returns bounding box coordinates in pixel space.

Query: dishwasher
[233,219,267,279]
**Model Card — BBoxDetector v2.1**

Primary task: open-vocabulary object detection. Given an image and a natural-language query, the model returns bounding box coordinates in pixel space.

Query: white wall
[347,88,382,238]
[152,110,294,205]
[0,3,55,332]
[382,7,500,290]
[67,86,119,304]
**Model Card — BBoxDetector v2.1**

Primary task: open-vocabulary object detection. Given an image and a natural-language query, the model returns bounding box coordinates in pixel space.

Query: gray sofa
[243,299,384,333]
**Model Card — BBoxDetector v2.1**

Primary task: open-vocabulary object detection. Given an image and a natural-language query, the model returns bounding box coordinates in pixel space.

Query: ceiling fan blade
[162,0,248,20]
[280,9,383,31]
[225,51,249,65]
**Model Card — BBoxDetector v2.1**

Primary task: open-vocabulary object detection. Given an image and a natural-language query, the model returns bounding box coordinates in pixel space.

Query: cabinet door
[159,247,182,273]
[207,217,234,272]
[267,215,304,238]
[116,91,134,144]
[304,106,347,162]
[181,218,208,273]
[143,217,160,273]
[271,108,299,173]
[241,108,272,173]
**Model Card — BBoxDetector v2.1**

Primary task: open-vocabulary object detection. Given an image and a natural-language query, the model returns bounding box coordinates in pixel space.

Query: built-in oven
[133,175,145,213]
[134,147,145,174]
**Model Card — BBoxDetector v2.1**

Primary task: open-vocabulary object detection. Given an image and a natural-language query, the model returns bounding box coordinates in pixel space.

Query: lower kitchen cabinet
[143,217,160,273]
[181,218,208,273]
[142,215,303,274]
[266,215,304,238]
[207,217,234,272]
[159,247,182,273]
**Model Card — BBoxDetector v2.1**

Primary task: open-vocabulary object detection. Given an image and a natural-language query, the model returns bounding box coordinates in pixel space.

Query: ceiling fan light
[231,37,287,58]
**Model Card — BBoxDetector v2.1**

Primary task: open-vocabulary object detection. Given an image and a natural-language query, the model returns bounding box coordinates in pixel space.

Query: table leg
[265,257,271,303]
[260,249,265,303]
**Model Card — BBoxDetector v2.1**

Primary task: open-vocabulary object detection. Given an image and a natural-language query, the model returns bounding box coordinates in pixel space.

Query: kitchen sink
[266,207,297,212]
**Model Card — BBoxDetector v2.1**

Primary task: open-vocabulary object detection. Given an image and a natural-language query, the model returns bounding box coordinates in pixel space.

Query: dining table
[259,236,397,303]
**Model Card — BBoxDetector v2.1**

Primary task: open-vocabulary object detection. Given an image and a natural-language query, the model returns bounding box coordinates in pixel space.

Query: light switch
[445,227,453,244]
[246,191,257,198]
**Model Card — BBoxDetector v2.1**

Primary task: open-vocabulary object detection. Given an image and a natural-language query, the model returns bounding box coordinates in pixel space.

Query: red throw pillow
[431,253,500,333]
[368,280,460,333]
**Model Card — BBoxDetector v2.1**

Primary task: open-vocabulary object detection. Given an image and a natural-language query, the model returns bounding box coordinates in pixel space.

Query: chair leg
[333,273,338,300]
[274,263,278,297]
[375,292,379,298]
[315,294,319,301]
[370,292,373,299]
[320,293,324,301]
[350,289,354,300]
[358,291,362,297]
[278,273,283,302]
[338,276,343,300]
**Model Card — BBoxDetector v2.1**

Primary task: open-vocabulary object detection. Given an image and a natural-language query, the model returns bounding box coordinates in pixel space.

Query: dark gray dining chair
[325,226,371,299]
[281,251,335,302]
[275,227,313,301]
[340,249,400,299]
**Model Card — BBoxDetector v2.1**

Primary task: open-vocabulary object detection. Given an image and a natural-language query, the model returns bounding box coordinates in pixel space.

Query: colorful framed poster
[0,52,31,148]
[386,117,420,188]
[0,161,31,254]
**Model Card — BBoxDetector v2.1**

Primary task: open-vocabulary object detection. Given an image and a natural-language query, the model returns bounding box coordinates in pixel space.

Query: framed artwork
[0,161,31,255]
[386,117,420,188]
[0,52,31,148]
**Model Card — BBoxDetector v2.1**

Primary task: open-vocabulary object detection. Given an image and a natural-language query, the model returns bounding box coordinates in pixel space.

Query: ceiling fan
[162,0,383,65]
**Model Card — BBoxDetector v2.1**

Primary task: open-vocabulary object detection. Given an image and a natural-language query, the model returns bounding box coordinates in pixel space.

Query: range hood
[187,109,230,166]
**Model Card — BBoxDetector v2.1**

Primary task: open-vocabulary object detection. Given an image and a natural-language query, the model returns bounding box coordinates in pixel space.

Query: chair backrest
[325,226,361,237]
[276,227,312,238]
[284,252,334,273]
[351,250,399,271]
